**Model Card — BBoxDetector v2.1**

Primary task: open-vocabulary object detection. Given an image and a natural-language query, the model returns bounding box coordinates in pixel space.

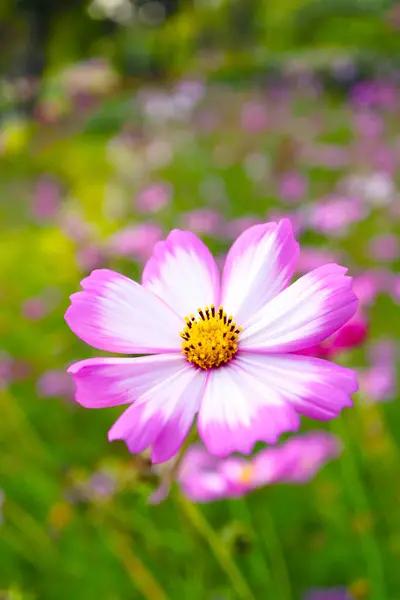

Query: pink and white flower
[174,431,341,503]
[65,220,358,463]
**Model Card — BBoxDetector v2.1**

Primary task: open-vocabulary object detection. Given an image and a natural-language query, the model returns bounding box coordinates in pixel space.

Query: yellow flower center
[239,465,255,484]
[180,305,242,370]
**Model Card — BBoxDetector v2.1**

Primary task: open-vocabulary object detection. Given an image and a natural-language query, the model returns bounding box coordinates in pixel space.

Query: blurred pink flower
[0,353,31,387]
[368,233,399,262]
[391,275,400,304]
[32,177,61,222]
[176,431,341,503]
[351,80,397,110]
[76,244,104,272]
[352,112,383,139]
[107,223,164,262]
[180,209,224,236]
[223,216,263,240]
[296,248,341,274]
[352,272,382,306]
[241,102,268,133]
[303,145,349,169]
[278,172,307,204]
[59,211,95,244]
[308,196,367,236]
[359,340,398,403]
[0,352,13,388]
[174,79,205,110]
[373,145,396,175]
[37,369,75,401]
[136,183,171,214]
[66,220,358,463]
[21,297,48,321]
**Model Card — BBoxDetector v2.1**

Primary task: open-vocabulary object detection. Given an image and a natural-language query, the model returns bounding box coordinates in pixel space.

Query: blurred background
[1,0,400,598]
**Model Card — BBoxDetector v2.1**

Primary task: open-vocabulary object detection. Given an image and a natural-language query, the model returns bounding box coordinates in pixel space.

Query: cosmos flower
[172,431,341,503]
[107,223,164,262]
[307,196,367,237]
[65,220,358,463]
[136,183,171,214]
[37,369,75,401]
[278,171,307,204]
[359,340,397,403]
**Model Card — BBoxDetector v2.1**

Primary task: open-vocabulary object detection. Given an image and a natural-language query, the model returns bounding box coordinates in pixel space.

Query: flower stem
[228,497,273,593]
[108,528,169,600]
[177,495,256,600]
[94,506,169,600]
[331,418,386,600]
[252,497,293,600]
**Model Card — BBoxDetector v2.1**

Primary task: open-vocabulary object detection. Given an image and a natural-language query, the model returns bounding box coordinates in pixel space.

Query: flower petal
[180,471,229,503]
[198,362,300,457]
[142,229,220,317]
[67,354,187,408]
[240,264,358,352]
[235,352,358,420]
[277,432,342,483]
[65,269,183,354]
[221,219,299,324]
[108,364,207,463]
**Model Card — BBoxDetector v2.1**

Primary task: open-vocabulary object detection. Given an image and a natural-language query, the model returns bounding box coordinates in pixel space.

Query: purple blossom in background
[107,223,164,262]
[373,145,396,174]
[278,171,307,204]
[391,276,400,305]
[37,369,75,401]
[59,211,95,244]
[222,216,263,240]
[352,271,384,306]
[180,209,224,237]
[368,233,399,262]
[303,144,349,168]
[241,101,268,132]
[350,80,397,110]
[136,183,171,214]
[0,353,31,387]
[32,177,61,222]
[307,196,366,236]
[0,352,12,389]
[296,248,342,274]
[359,340,398,403]
[352,111,383,139]
[76,244,104,272]
[21,297,48,321]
